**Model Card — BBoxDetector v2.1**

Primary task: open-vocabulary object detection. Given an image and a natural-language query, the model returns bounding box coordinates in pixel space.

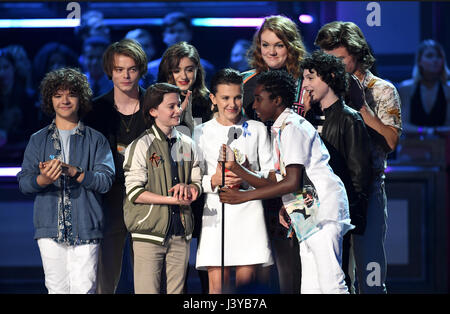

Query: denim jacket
[17,120,115,241]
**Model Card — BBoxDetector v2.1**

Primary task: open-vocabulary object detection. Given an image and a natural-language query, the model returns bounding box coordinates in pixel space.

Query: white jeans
[300,222,349,294]
[37,238,99,294]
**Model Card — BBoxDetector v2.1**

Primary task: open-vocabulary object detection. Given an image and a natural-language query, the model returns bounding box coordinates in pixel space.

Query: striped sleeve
[123,132,153,203]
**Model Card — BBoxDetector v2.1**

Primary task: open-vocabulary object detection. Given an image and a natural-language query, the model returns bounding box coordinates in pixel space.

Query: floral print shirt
[48,120,99,246]
[362,71,402,177]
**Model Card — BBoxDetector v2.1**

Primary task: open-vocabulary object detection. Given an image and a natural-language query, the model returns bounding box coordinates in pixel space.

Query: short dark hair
[39,67,92,118]
[102,38,148,80]
[209,68,243,95]
[142,82,181,127]
[300,50,348,99]
[256,70,296,108]
[314,21,375,72]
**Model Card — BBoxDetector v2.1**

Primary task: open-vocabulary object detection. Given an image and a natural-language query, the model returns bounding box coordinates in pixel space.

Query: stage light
[0,19,80,28]
[102,18,163,26]
[299,14,314,24]
[0,167,21,177]
[0,17,264,28]
[192,18,264,27]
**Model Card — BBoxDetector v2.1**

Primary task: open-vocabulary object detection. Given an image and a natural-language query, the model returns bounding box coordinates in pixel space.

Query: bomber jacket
[123,124,203,245]
[307,100,373,234]
[17,121,115,241]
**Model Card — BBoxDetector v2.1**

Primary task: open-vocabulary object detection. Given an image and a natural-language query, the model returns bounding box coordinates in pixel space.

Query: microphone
[226,127,242,146]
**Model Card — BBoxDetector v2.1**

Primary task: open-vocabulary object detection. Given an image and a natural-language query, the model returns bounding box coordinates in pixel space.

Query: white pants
[299,222,349,294]
[37,238,99,294]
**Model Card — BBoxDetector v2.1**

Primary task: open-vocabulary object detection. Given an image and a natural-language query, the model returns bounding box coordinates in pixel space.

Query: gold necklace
[116,100,139,133]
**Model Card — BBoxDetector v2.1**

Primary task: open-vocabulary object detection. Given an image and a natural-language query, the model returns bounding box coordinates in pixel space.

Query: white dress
[193,117,274,270]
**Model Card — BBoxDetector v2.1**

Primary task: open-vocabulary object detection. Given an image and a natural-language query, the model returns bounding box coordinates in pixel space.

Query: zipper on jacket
[59,175,66,241]
[162,206,173,246]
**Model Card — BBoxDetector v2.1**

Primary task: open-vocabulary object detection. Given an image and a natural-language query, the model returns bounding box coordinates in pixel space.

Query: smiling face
[210,83,243,126]
[171,57,197,92]
[52,89,79,122]
[252,84,279,122]
[111,53,140,95]
[260,29,288,70]
[302,68,331,105]
[149,92,182,129]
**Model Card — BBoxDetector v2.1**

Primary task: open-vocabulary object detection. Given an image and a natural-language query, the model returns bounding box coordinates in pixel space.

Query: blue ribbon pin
[242,121,251,137]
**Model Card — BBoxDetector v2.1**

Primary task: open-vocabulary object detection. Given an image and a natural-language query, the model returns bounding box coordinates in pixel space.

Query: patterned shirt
[362,70,402,177]
[48,120,100,246]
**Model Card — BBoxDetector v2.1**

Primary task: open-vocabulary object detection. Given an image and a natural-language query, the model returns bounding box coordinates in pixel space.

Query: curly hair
[256,69,297,108]
[102,38,148,80]
[314,21,375,72]
[248,15,306,79]
[142,82,181,127]
[300,50,349,99]
[157,41,209,100]
[39,67,92,118]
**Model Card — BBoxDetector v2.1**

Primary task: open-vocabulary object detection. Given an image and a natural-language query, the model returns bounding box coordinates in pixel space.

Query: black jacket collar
[323,99,344,117]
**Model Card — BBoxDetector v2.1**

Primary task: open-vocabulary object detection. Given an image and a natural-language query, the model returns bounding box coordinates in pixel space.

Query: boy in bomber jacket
[123,82,202,294]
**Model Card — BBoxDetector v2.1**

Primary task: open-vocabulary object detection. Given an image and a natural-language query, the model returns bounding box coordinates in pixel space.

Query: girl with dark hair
[157,41,212,293]
[158,41,212,133]
[193,68,273,293]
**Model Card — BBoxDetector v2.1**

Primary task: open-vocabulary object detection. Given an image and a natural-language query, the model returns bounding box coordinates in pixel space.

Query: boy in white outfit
[219,70,353,293]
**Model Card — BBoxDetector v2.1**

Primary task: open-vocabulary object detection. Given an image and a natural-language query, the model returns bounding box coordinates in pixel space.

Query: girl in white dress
[193,68,273,293]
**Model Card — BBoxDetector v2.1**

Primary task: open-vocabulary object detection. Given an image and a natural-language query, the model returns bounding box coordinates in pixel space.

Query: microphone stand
[221,145,226,293]
[221,135,237,293]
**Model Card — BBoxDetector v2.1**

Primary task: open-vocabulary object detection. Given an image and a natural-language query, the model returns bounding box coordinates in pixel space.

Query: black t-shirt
[115,108,147,182]
[164,134,185,237]
[83,87,147,184]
